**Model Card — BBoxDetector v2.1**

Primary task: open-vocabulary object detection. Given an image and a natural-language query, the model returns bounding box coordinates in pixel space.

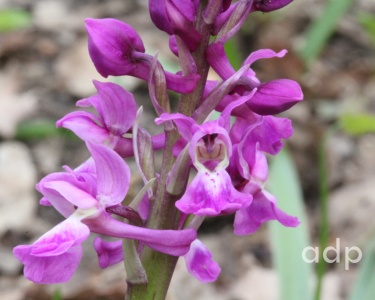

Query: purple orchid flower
[149,0,201,51]
[13,143,196,283]
[156,99,253,216]
[206,45,303,115]
[183,239,221,283]
[57,81,136,157]
[57,81,165,157]
[227,128,300,234]
[85,18,199,94]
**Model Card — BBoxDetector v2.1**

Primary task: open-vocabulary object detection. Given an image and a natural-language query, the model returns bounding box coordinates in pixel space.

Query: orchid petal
[176,169,252,216]
[56,111,108,144]
[234,190,300,235]
[87,142,131,207]
[93,81,137,134]
[93,238,124,268]
[184,239,221,283]
[13,217,89,284]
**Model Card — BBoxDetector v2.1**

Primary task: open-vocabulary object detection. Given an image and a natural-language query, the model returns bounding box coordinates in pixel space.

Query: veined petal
[37,172,94,217]
[93,81,137,135]
[176,169,252,216]
[233,190,300,235]
[93,238,124,268]
[87,142,131,207]
[43,181,98,210]
[13,217,89,284]
[56,111,108,144]
[184,239,221,283]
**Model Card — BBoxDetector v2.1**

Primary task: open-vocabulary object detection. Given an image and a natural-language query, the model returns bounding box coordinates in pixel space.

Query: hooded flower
[13,143,196,284]
[85,18,199,94]
[156,99,253,216]
[206,45,303,115]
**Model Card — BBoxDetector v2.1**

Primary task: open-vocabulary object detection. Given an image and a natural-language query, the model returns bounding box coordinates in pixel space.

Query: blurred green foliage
[358,12,375,46]
[340,113,375,136]
[299,0,353,64]
[269,148,313,300]
[15,120,76,140]
[0,9,31,32]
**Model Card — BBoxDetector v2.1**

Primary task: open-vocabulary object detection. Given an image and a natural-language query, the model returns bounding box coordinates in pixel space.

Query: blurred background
[0,0,375,299]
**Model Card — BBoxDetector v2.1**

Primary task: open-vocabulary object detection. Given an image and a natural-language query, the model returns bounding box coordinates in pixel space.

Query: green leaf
[358,12,375,46]
[349,237,375,300]
[268,148,313,300]
[299,0,353,64]
[0,9,32,32]
[340,113,375,136]
[15,120,75,140]
[224,37,243,70]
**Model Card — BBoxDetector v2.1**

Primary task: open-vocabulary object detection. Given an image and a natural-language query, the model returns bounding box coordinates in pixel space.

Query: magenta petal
[93,238,124,268]
[251,116,293,155]
[184,239,221,283]
[248,79,303,115]
[85,18,145,78]
[243,49,287,67]
[93,81,137,134]
[13,218,89,284]
[253,0,294,12]
[206,42,236,80]
[56,111,108,144]
[37,172,94,217]
[87,143,131,207]
[176,169,252,216]
[233,190,300,235]
[155,113,199,141]
[84,212,197,256]
[43,181,98,209]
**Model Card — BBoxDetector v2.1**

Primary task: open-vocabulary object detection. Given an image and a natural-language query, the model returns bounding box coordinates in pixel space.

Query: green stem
[126,2,212,298]
[314,125,339,300]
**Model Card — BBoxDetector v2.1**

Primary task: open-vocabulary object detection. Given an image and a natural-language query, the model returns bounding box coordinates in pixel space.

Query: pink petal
[184,239,221,283]
[56,111,108,144]
[87,142,131,207]
[13,218,89,284]
[93,81,137,135]
[233,190,300,235]
[93,238,124,268]
[176,169,252,216]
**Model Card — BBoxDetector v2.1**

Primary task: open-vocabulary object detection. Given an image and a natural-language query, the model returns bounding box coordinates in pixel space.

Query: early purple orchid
[14,0,304,295]
[13,143,196,283]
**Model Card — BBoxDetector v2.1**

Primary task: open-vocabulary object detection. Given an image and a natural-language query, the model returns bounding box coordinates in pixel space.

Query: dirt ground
[1,0,375,299]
